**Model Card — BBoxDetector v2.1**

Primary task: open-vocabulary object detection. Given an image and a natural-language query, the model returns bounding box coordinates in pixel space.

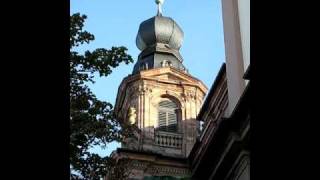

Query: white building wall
[222,0,245,116]
[238,0,250,74]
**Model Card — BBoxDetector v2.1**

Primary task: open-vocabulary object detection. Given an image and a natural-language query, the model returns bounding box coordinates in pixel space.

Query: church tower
[112,1,207,178]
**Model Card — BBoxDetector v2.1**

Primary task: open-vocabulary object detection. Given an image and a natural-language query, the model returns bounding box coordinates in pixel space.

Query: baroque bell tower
[111,1,207,178]
[114,0,207,158]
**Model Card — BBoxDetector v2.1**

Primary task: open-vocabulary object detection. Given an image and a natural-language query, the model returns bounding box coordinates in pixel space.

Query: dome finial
[155,0,165,16]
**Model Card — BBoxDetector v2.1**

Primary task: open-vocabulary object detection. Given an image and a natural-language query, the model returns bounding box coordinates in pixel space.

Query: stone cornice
[115,67,208,116]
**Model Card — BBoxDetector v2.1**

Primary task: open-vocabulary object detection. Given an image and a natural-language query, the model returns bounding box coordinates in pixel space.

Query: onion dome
[136,16,184,51]
[132,0,188,74]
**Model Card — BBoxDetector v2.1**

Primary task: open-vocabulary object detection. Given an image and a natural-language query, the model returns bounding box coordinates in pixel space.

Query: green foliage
[70,13,134,180]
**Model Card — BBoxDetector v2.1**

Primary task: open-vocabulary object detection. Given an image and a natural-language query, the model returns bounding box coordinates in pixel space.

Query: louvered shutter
[158,100,178,132]
[167,111,177,132]
[158,111,167,131]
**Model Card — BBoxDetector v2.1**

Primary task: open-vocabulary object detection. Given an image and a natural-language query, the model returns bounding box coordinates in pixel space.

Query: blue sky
[70,0,225,157]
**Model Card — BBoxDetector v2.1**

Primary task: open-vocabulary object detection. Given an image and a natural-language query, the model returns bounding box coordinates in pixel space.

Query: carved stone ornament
[128,107,137,125]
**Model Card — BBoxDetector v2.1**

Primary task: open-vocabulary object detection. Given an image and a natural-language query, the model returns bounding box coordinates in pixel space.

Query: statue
[128,107,137,125]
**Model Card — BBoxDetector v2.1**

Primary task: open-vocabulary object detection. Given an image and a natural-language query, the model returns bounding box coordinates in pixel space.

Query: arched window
[139,62,148,71]
[161,60,172,67]
[158,99,178,132]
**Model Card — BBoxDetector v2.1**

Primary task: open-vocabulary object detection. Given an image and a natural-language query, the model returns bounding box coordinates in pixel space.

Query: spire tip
[155,0,165,16]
